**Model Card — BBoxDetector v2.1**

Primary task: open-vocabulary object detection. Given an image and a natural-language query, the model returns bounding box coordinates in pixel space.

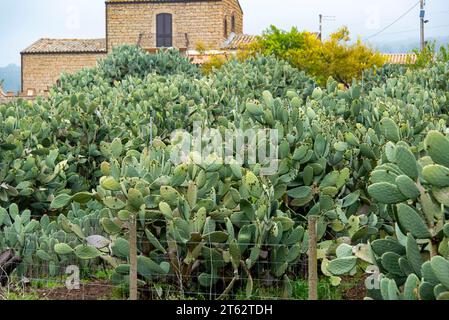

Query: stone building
[21,39,107,94]
[21,0,244,94]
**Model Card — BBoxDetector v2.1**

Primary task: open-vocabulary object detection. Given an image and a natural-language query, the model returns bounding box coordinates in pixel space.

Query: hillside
[372,36,449,53]
[0,64,20,93]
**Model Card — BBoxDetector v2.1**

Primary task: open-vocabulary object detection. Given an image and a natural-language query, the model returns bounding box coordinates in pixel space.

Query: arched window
[224,17,228,38]
[231,14,236,33]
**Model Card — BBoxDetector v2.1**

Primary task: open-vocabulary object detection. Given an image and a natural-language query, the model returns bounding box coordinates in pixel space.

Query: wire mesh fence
[0,215,369,301]
[0,260,368,300]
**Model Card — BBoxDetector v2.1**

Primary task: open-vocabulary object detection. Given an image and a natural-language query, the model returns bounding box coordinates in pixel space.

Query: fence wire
[0,268,367,301]
[0,216,368,301]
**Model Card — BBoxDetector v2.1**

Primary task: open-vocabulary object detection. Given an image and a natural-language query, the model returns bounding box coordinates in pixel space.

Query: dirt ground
[341,275,367,300]
[29,280,120,300]
[2,276,367,300]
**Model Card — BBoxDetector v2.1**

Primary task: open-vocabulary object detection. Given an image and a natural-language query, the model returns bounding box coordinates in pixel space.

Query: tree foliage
[244,25,385,86]
[411,42,449,69]
[201,54,230,74]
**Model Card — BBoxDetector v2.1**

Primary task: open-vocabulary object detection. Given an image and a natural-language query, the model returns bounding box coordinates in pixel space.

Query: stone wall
[0,95,35,104]
[223,0,243,36]
[106,1,233,51]
[21,53,106,93]
[0,84,33,104]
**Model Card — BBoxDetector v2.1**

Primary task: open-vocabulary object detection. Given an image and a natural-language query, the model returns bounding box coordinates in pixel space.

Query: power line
[374,24,449,37]
[377,28,419,36]
[428,24,449,30]
[365,1,420,40]
[426,10,449,15]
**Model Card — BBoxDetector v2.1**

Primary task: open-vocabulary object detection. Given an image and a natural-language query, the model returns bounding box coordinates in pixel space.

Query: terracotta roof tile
[188,52,233,65]
[221,32,320,50]
[189,55,213,65]
[21,38,106,54]
[221,34,258,50]
[382,53,417,65]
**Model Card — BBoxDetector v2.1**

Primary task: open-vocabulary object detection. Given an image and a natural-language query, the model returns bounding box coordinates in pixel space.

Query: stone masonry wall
[223,0,243,35]
[106,1,228,51]
[22,53,106,93]
[0,84,34,104]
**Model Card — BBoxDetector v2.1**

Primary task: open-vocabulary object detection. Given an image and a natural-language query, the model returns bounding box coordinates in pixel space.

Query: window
[231,14,236,33]
[156,13,173,47]
[224,17,228,38]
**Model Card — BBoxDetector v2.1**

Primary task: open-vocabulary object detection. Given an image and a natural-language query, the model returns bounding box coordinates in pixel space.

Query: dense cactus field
[1,46,449,300]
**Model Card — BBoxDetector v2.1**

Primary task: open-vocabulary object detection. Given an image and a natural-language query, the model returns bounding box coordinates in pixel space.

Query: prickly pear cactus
[1,46,449,299]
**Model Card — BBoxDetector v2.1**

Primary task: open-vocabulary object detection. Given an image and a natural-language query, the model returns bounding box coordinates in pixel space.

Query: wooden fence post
[308,215,318,301]
[129,214,138,300]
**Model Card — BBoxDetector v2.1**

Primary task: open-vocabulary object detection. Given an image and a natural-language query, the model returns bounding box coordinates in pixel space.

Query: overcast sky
[1,0,448,66]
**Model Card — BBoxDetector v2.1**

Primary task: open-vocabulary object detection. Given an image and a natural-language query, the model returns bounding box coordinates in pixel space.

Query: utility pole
[308,216,318,301]
[319,14,323,41]
[420,0,426,51]
[318,14,336,41]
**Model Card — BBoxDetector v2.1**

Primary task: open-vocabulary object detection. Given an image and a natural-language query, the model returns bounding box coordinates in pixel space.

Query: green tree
[244,26,385,86]
[250,25,307,59]
[411,42,449,69]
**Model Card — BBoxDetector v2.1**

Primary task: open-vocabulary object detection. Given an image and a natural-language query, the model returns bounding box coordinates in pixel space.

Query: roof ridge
[382,53,416,55]
[21,38,107,54]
